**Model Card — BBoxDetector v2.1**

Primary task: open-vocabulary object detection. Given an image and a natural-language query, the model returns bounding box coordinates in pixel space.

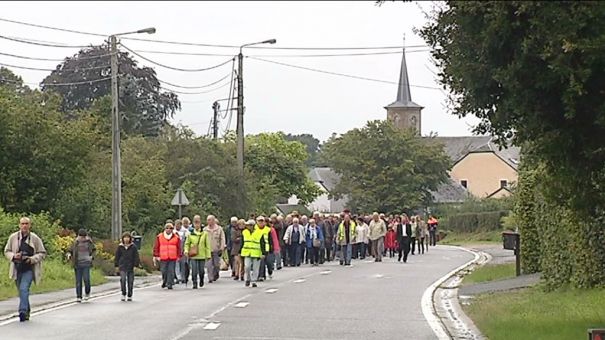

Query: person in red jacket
[153,223,181,290]
[384,224,397,258]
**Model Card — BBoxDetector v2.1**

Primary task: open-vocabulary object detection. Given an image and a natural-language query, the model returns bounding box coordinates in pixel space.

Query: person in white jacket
[283,218,305,267]
[355,217,370,260]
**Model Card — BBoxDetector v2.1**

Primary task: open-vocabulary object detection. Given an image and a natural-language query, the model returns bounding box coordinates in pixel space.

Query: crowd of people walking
[3,210,439,322]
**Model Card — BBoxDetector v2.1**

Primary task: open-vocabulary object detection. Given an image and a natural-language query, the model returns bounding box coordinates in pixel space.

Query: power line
[121,44,234,72]
[0,50,115,62]
[160,78,233,95]
[248,57,443,90]
[154,72,232,90]
[0,76,111,87]
[0,16,427,51]
[0,61,110,72]
[0,34,92,48]
[132,49,429,58]
[134,50,237,57]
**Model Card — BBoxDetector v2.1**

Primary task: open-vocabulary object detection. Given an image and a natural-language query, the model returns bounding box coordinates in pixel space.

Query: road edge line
[421,245,480,340]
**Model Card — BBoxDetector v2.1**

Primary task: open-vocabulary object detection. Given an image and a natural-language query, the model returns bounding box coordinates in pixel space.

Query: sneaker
[76,297,82,303]
[84,294,90,302]
[127,297,132,302]
[121,295,126,301]
[252,283,258,288]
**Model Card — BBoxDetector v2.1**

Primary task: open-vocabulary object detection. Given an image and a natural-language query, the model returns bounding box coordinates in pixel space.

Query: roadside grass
[440,230,502,246]
[463,263,516,285]
[464,287,605,340]
[0,257,107,301]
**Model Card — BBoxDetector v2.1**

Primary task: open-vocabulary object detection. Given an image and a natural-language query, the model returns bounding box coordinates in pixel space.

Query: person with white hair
[241,219,268,288]
[369,212,387,262]
[226,216,239,277]
[300,215,310,264]
[203,215,226,283]
[283,217,305,266]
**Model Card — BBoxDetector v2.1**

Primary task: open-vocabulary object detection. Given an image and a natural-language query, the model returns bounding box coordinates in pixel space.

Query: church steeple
[385,46,423,134]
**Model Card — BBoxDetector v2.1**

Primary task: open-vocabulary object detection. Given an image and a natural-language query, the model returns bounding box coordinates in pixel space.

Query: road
[0,246,473,340]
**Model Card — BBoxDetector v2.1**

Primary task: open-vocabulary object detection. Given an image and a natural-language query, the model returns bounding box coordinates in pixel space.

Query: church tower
[385,48,423,135]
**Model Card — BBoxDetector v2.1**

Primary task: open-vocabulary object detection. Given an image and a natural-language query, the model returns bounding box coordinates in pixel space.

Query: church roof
[385,48,423,109]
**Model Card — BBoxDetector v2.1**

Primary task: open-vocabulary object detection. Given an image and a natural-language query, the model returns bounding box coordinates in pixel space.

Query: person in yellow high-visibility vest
[241,218,268,287]
[337,212,357,266]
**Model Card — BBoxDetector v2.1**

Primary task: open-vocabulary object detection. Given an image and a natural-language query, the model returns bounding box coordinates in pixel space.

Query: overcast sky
[1,1,481,142]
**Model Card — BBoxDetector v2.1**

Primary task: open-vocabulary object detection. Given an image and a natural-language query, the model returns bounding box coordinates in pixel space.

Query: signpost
[502,231,521,277]
[171,188,190,218]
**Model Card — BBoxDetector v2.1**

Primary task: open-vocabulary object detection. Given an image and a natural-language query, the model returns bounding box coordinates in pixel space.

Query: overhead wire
[0,50,115,62]
[0,76,111,87]
[0,34,93,48]
[248,57,443,90]
[121,44,234,72]
[159,78,233,95]
[153,72,232,90]
[0,61,110,72]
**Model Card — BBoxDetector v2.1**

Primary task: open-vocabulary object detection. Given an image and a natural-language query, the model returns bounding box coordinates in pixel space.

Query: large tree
[41,45,180,137]
[283,133,322,167]
[420,1,605,288]
[322,120,450,213]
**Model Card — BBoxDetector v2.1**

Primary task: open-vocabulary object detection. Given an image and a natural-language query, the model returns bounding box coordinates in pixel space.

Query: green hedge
[445,210,509,233]
[0,208,62,257]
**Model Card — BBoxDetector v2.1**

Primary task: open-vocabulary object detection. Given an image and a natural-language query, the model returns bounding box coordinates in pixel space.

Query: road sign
[171,188,190,206]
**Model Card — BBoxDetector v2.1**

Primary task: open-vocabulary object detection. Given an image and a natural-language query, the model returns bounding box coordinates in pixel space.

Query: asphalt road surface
[0,246,473,340]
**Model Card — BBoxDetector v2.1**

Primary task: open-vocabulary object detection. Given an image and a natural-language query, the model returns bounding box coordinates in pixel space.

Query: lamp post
[110,27,156,241]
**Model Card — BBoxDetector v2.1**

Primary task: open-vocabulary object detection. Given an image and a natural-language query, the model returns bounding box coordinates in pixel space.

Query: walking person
[225,217,238,277]
[416,216,426,254]
[184,215,211,289]
[255,216,273,281]
[269,218,281,275]
[283,218,305,267]
[4,217,47,322]
[204,215,226,283]
[368,212,386,262]
[69,228,96,303]
[337,211,356,266]
[300,216,309,264]
[410,216,418,255]
[306,219,324,266]
[174,219,190,284]
[355,217,369,260]
[320,213,333,263]
[428,215,439,246]
[153,222,181,290]
[275,215,287,269]
[231,219,245,281]
[114,232,140,301]
[396,215,412,263]
[241,219,267,287]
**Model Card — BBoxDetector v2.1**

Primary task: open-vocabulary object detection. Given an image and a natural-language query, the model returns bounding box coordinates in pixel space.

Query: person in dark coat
[114,232,140,301]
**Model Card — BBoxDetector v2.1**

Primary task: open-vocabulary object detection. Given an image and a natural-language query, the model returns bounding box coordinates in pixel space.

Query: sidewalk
[459,273,541,296]
[0,274,161,321]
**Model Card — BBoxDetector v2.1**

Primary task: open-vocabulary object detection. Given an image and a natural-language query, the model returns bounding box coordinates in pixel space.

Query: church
[291,48,520,213]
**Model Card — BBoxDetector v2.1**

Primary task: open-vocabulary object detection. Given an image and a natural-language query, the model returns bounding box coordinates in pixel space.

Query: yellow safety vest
[241,228,262,258]
[338,221,357,244]
[255,225,271,253]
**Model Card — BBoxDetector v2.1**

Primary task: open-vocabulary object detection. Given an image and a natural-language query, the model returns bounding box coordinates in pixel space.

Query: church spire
[385,46,422,109]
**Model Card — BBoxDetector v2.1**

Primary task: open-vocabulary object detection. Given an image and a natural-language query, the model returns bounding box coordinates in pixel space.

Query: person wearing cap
[153,222,181,290]
[204,215,226,283]
[115,232,140,301]
[337,212,357,266]
[241,219,267,287]
[226,216,239,278]
[255,216,274,281]
[69,228,96,303]
[184,215,212,289]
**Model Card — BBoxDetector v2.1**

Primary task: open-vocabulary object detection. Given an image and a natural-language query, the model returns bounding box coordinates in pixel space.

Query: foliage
[283,133,323,167]
[322,120,450,213]
[431,197,513,217]
[41,45,180,137]
[514,163,541,274]
[420,1,605,289]
[464,287,605,340]
[0,208,62,257]
[0,257,107,301]
[445,211,508,233]
[439,230,502,246]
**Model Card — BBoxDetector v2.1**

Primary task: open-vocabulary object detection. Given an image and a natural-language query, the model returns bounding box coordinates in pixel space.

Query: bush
[0,208,62,257]
[139,254,156,273]
[445,211,508,233]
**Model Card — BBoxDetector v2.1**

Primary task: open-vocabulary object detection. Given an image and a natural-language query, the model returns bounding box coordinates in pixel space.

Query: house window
[460,180,468,189]
[500,180,508,189]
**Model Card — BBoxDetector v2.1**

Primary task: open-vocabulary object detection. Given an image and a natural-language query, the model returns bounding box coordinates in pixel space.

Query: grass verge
[464,287,605,340]
[440,230,502,246]
[463,263,516,285]
[0,257,107,301]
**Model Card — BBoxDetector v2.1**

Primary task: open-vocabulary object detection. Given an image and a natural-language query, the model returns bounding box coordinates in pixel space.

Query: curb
[421,245,481,339]
[0,277,161,323]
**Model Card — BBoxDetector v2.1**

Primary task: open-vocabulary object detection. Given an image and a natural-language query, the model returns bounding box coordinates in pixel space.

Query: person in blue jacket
[305,218,324,266]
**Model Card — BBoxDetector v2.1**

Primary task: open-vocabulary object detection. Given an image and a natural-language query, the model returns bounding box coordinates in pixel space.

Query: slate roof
[275,204,311,216]
[428,136,521,170]
[309,167,342,192]
[430,178,470,204]
[385,48,423,109]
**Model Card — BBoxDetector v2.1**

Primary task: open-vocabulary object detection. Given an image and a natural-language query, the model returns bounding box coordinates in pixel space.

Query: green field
[463,263,516,285]
[0,257,107,301]
[464,287,605,340]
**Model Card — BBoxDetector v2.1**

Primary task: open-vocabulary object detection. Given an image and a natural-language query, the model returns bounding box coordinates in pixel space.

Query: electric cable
[121,44,234,72]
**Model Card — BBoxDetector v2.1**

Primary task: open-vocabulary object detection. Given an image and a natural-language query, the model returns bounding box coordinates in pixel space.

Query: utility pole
[212,101,220,140]
[236,52,244,176]
[110,35,121,242]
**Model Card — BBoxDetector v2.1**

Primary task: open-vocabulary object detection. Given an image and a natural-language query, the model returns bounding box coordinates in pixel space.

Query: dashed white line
[234,302,249,308]
[293,279,306,283]
[265,288,278,294]
[203,322,221,330]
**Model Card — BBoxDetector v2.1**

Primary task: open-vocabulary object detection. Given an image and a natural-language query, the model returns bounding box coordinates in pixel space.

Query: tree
[419,1,605,288]
[321,120,450,213]
[283,133,322,167]
[245,132,321,208]
[41,45,180,137]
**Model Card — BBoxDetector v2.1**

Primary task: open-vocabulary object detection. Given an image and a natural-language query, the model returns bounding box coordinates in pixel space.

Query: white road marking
[293,279,306,283]
[234,302,249,308]
[374,274,384,278]
[265,288,278,294]
[421,245,480,340]
[320,270,332,275]
[203,322,221,330]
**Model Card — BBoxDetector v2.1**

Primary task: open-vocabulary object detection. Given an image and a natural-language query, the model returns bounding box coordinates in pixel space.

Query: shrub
[445,211,508,233]
[139,254,156,273]
[0,209,62,257]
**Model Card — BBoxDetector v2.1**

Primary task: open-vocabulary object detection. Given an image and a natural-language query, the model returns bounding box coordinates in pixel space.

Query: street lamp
[109,27,156,241]
[236,39,276,177]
